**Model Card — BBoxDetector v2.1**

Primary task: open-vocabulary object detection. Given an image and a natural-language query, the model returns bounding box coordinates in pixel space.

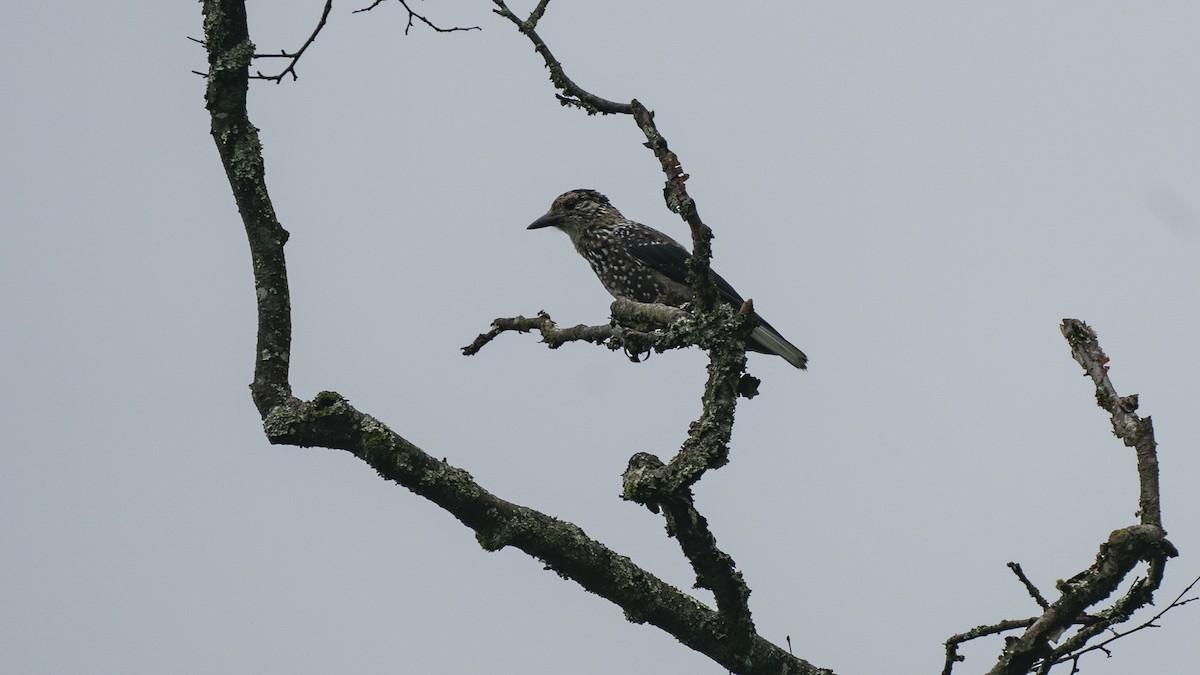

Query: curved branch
[251,0,333,83]
[491,1,632,115]
[1060,319,1162,528]
[945,320,1179,675]
[490,0,718,307]
[201,3,816,673]
[488,2,766,655]
[628,100,718,310]
[489,0,750,485]
[624,453,755,647]
[262,391,828,675]
[967,320,1178,675]
[203,0,293,414]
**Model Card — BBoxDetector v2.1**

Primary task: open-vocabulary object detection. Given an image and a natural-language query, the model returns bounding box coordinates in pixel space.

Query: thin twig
[491,0,632,114]
[251,0,334,83]
[354,0,481,35]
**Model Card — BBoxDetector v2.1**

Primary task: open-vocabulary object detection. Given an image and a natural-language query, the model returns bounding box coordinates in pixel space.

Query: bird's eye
[565,199,579,210]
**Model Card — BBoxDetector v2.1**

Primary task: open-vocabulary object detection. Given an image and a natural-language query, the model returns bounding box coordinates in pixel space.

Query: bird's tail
[750,324,808,369]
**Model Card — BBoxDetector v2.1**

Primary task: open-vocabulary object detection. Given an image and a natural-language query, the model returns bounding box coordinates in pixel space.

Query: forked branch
[354,0,481,35]
[490,0,717,308]
[944,319,1178,675]
[461,301,689,359]
[250,0,333,82]
[249,0,479,83]
[201,2,822,673]
[485,0,770,656]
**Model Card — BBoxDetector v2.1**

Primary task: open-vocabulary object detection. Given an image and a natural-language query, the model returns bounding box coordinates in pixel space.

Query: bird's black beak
[527,212,564,230]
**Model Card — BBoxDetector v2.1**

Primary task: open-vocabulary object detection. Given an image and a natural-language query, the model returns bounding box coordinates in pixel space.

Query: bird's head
[527,189,620,235]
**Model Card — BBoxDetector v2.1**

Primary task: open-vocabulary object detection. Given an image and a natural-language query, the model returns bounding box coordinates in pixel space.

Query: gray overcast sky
[4,2,1200,673]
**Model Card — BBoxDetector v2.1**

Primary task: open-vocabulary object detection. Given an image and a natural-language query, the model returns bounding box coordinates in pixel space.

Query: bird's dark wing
[630,243,747,306]
[632,241,806,368]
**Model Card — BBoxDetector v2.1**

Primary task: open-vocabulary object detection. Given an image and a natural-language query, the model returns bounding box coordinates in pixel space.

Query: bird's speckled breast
[574,223,691,305]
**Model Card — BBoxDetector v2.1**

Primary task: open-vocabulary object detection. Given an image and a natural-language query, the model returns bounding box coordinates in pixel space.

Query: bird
[527,189,807,369]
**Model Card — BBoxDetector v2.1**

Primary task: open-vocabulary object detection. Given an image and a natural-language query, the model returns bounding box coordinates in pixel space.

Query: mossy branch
[200,2,822,672]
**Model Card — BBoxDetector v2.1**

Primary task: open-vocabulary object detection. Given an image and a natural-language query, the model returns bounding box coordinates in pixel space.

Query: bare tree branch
[461,301,690,358]
[944,320,1179,675]
[1060,319,1162,529]
[489,0,718,309]
[248,0,479,84]
[200,2,821,672]
[461,311,615,355]
[1008,562,1052,611]
[624,453,755,646]
[262,391,827,675]
[354,0,481,35]
[1058,574,1200,666]
[485,1,786,659]
[943,320,1179,675]
[626,100,718,310]
[944,618,1038,675]
[251,0,334,83]
[202,1,1187,672]
[487,0,751,487]
[490,1,632,115]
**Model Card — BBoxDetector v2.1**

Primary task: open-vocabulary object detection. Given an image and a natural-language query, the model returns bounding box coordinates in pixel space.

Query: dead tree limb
[944,320,1178,675]
[200,2,824,672]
